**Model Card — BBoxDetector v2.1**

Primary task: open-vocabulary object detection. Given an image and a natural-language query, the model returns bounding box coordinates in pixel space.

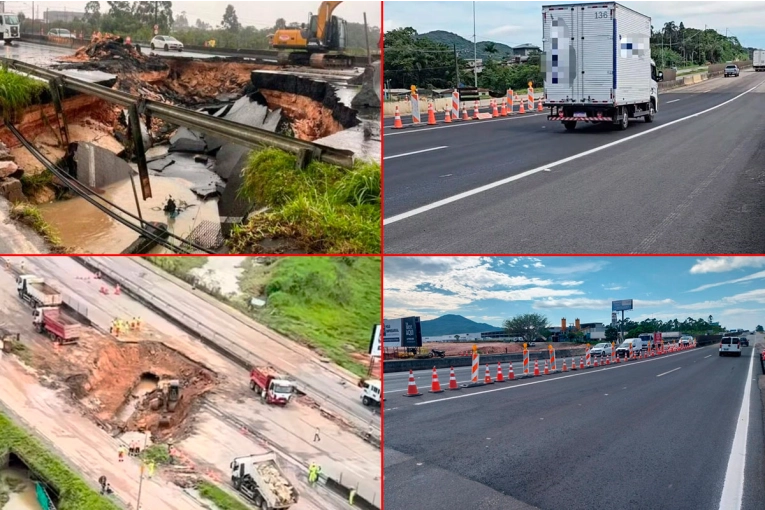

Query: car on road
[589,342,612,357]
[719,336,742,356]
[740,337,749,347]
[615,338,641,358]
[151,35,183,51]
[680,335,693,346]
[724,65,740,77]
[47,28,76,39]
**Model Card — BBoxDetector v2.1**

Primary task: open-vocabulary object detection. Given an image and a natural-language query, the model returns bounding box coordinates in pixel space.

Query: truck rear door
[543,4,613,104]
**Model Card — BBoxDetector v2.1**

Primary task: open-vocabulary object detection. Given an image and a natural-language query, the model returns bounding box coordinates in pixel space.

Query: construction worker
[313,427,321,442]
[137,317,142,330]
[19,260,24,272]
[349,488,356,505]
[118,446,126,462]
[308,463,317,484]
[98,475,107,494]
[147,461,155,479]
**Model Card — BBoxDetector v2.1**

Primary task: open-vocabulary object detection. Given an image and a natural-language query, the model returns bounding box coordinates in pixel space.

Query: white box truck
[754,50,765,72]
[17,275,63,308]
[0,12,21,46]
[542,2,662,131]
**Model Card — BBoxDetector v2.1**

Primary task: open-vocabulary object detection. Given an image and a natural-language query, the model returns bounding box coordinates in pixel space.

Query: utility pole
[363,12,371,65]
[454,43,460,87]
[473,1,477,88]
[154,1,158,28]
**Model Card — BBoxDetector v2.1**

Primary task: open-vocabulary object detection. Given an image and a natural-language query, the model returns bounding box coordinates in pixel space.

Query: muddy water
[37,159,221,254]
[0,467,40,510]
[188,256,249,297]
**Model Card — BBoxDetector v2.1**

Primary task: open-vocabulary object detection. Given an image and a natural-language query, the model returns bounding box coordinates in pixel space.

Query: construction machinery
[33,307,81,345]
[151,379,181,427]
[270,1,353,68]
[0,327,20,353]
[230,453,299,510]
[249,367,295,406]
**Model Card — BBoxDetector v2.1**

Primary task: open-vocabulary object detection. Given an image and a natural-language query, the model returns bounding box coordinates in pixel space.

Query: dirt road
[0,257,380,507]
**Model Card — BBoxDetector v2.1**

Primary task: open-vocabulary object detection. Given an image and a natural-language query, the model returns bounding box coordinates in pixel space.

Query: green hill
[421,314,503,337]
[419,30,515,61]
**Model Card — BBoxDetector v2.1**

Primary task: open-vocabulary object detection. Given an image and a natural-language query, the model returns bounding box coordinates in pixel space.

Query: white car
[47,28,77,39]
[719,337,742,357]
[150,35,183,51]
[589,342,612,357]
[680,335,693,346]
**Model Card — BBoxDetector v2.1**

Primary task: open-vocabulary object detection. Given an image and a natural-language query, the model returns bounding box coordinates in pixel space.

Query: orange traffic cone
[594,357,599,367]
[580,357,585,370]
[544,360,549,375]
[404,370,422,397]
[500,100,507,117]
[429,367,443,393]
[444,109,452,123]
[462,105,469,120]
[115,284,121,295]
[508,362,515,380]
[473,100,479,119]
[448,367,459,390]
[496,362,504,382]
[538,100,544,112]
[393,106,403,129]
[562,359,568,372]
[484,364,493,384]
[518,98,526,114]
[427,102,436,125]
[534,360,540,376]
[492,100,499,117]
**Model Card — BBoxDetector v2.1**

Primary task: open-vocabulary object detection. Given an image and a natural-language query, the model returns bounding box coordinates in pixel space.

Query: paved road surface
[383,70,765,254]
[384,336,764,510]
[0,257,380,505]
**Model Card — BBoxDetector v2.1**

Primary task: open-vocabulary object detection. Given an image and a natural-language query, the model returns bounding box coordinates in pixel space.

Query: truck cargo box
[40,309,81,344]
[754,50,765,70]
[542,2,652,106]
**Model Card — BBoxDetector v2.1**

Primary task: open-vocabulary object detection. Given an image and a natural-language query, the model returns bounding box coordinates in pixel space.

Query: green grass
[146,255,208,275]
[0,69,48,122]
[197,481,251,510]
[9,203,65,252]
[140,444,171,465]
[19,171,54,197]
[0,412,121,510]
[236,257,381,376]
[228,148,381,254]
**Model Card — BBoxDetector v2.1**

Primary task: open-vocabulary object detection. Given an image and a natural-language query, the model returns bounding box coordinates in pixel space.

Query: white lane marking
[656,367,681,377]
[413,349,697,406]
[665,99,682,104]
[718,348,754,510]
[383,146,448,160]
[384,113,545,136]
[704,354,712,359]
[384,80,765,225]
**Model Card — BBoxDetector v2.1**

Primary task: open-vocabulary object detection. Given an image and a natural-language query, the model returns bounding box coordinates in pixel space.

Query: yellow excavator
[270,1,353,69]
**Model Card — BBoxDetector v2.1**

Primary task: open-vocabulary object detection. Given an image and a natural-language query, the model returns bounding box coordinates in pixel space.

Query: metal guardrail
[0,58,355,169]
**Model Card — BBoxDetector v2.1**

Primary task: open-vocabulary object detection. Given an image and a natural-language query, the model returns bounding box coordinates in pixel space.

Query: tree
[708,315,713,324]
[503,313,548,344]
[175,11,189,29]
[107,1,132,17]
[454,334,460,341]
[85,1,101,16]
[274,18,286,30]
[483,41,498,59]
[195,18,211,30]
[221,4,241,32]
[605,325,619,342]
[756,325,764,333]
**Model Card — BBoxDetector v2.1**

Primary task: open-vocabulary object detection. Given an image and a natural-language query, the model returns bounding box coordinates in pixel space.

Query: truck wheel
[255,495,263,506]
[618,108,629,130]
[250,380,256,391]
[261,501,269,510]
[363,396,371,406]
[563,121,576,131]
[645,104,655,123]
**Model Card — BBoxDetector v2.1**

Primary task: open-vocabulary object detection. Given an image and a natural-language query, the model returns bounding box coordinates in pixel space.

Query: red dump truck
[249,367,295,406]
[33,308,81,345]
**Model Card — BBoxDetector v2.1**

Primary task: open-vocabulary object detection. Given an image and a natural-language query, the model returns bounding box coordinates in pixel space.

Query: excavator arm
[315,1,343,41]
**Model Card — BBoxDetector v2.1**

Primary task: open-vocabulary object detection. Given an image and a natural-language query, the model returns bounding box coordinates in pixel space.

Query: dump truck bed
[29,281,63,306]
[250,455,298,508]
[43,309,81,341]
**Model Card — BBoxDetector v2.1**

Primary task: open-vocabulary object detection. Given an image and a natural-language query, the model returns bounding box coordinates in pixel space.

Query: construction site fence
[19,33,380,66]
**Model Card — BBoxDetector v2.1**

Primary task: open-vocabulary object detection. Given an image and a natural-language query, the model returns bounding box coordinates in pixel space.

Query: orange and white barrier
[506,88,514,114]
[528,86,535,109]
[451,90,460,120]
[585,346,591,367]
[410,92,421,124]
[523,346,529,376]
[549,346,556,372]
[471,350,479,383]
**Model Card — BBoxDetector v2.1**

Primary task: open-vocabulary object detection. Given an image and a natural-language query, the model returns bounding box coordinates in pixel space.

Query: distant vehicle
[360,379,381,407]
[1,13,21,44]
[754,50,765,72]
[724,65,740,77]
[249,367,294,406]
[33,307,81,345]
[719,337,742,357]
[615,338,641,358]
[740,337,749,347]
[589,342,612,357]
[150,35,183,51]
[17,275,62,308]
[47,28,76,39]
[680,335,693,346]
[638,333,655,349]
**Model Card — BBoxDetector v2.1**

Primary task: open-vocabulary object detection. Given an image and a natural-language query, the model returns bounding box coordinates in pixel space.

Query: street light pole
[134,432,149,510]
[473,1,477,88]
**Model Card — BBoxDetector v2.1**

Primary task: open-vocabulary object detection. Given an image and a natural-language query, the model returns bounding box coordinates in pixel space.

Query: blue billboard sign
[612,299,633,312]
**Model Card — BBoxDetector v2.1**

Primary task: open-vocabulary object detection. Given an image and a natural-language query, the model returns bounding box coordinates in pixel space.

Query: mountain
[421,314,504,337]
[418,30,515,61]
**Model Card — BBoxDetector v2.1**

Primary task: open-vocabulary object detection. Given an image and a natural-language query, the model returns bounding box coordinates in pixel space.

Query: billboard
[383,317,422,348]
[368,324,381,357]
[612,299,633,312]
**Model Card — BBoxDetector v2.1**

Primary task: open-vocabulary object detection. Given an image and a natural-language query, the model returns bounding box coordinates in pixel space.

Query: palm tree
[483,41,498,60]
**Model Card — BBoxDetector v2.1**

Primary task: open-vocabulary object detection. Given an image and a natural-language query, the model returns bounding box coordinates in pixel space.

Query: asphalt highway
[383,70,765,254]
[383,336,765,510]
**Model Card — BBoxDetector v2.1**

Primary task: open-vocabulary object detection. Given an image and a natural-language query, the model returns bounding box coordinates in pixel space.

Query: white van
[615,338,641,358]
[719,337,742,357]
[0,13,20,44]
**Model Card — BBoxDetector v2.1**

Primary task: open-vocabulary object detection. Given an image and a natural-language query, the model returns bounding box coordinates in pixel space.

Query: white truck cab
[0,13,21,45]
[361,379,382,406]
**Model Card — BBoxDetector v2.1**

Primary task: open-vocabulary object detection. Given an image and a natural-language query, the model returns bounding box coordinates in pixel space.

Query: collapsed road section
[0,256,382,509]
[0,35,380,254]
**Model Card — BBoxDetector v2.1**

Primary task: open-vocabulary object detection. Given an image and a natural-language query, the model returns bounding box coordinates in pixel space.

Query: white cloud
[605,286,624,291]
[689,257,765,274]
[485,25,524,38]
[689,269,765,292]
[677,288,765,311]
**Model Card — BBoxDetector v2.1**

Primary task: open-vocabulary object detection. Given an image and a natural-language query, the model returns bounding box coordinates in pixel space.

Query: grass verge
[147,255,208,275]
[197,481,251,510]
[0,69,48,122]
[237,256,381,376]
[19,171,54,198]
[0,412,121,510]
[9,203,65,252]
[228,148,380,254]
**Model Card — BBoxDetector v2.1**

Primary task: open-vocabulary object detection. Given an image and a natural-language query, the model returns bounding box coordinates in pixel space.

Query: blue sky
[384,1,765,51]
[384,257,765,330]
